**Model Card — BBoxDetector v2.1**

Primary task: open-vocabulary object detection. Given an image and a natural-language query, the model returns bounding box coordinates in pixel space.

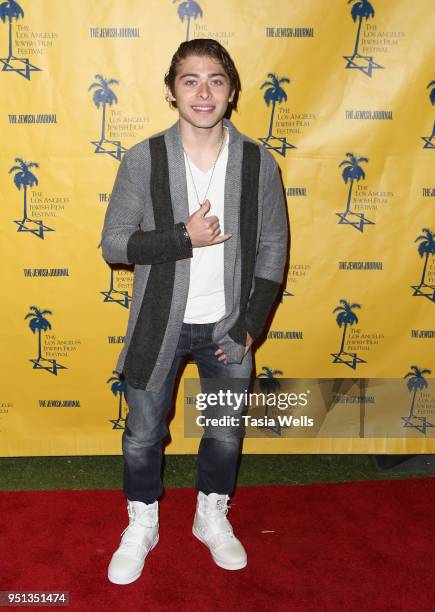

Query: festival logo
[282,264,313,301]
[173,0,234,45]
[101,266,132,309]
[89,74,127,161]
[401,365,434,435]
[173,0,203,41]
[10,157,54,239]
[280,269,293,302]
[331,299,367,369]
[0,0,40,79]
[343,0,383,77]
[25,306,66,375]
[257,366,284,435]
[258,73,294,157]
[98,244,132,308]
[107,371,126,429]
[422,79,435,149]
[280,288,293,302]
[337,152,374,232]
[411,228,435,303]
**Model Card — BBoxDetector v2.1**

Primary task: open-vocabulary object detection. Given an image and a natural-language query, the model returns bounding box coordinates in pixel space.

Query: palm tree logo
[88,74,127,161]
[173,0,203,41]
[25,306,66,375]
[98,243,132,308]
[10,157,54,238]
[107,371,127,429]
[258,73,294,157]
[336,152,374,232]
[401,366,434,435]
[421,80,435,149]
[0,0,40,79]
[343,0,383,77]
[257,366,284,435]
[331,299,367,369]
[411,228,435,303]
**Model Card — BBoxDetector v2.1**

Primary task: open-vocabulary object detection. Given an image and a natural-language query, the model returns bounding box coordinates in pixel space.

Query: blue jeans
[122,321,253,504]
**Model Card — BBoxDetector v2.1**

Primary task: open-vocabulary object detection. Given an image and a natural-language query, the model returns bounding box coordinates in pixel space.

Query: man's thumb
[199,199,211,215]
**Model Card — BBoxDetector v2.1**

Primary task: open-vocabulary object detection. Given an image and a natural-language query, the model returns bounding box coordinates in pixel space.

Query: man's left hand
[214,331,254,364]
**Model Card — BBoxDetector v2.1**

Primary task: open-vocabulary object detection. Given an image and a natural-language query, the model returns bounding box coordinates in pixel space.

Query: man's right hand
[185,199,232,247]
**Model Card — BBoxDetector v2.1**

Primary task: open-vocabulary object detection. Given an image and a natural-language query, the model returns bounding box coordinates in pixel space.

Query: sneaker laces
[120,504,157,546]
[202,496,236,546]
[216,497,231,515]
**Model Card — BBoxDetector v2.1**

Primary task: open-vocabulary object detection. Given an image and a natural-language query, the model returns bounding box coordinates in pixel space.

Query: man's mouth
[191,105,215,113]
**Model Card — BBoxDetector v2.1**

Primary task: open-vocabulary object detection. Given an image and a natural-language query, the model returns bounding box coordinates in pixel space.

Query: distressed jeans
[122,321,253,504]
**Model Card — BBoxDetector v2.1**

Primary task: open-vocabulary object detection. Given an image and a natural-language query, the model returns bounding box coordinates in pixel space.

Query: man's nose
[197,82,210,98]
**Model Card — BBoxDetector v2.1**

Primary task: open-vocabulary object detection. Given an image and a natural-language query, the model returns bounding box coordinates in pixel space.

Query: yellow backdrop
[0,0,433,456]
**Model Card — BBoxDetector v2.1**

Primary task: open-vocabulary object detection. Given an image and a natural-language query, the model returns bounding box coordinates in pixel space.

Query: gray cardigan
[101,118,289,391]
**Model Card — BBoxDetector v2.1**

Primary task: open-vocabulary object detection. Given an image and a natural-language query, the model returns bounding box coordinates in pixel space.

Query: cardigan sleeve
[101,152,193,265]
[245,160,289,341]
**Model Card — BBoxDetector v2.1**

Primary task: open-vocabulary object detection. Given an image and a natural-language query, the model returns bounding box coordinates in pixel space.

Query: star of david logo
[343,53,384,78]
[0,55,41,80]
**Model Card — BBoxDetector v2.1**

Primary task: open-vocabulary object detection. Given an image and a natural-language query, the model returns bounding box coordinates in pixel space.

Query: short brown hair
[164,39,241,114]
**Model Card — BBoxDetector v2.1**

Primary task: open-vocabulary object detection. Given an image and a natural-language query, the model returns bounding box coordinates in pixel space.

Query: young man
[101,39,288,584]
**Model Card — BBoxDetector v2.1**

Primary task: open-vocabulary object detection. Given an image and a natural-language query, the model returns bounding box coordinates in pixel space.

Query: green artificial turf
[0,454,433,492]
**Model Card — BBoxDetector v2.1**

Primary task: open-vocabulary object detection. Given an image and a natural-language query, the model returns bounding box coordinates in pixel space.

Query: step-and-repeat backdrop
[0,0,433,456]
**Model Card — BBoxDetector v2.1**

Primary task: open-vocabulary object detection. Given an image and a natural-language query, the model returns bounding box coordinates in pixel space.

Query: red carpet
[0,479,434,611]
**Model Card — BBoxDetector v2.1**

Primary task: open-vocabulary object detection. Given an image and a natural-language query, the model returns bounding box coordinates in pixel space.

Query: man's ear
[165,86,176,102]
[229,89,235,103]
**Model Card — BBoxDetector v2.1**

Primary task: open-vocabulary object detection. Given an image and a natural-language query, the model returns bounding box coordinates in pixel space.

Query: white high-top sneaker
[108,499,159,585]
[192,491,247,570]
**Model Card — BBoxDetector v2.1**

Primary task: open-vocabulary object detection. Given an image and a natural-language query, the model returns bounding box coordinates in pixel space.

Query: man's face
[167,54,234,129]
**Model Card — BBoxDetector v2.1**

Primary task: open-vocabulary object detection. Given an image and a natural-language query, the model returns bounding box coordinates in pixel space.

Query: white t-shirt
[183,129,229,323]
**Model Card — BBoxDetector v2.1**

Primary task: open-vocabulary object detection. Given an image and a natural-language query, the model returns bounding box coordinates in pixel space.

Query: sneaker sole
[192,526,247,570]
[108,533,159,585]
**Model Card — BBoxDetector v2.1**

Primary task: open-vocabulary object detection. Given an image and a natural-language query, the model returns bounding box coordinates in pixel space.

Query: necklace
[182,126,227,208]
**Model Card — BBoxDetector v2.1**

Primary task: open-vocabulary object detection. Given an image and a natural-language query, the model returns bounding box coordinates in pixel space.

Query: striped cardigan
[101,118,289,391]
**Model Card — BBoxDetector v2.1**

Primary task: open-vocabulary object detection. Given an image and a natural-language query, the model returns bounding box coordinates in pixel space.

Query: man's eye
[211,80,223,86]
[185,80,196,86]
